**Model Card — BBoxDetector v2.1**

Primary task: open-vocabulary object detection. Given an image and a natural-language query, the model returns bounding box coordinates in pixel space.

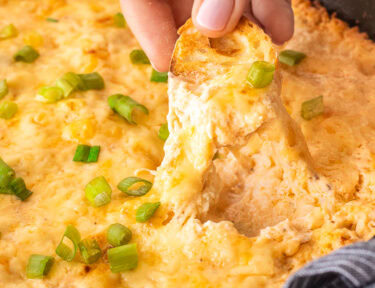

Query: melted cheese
[0,0,375,287]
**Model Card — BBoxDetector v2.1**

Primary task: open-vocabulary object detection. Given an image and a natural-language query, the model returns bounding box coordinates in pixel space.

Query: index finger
[121,0,178,72]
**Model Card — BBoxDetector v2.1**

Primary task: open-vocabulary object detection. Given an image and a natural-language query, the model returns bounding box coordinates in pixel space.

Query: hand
[121,0,294,72]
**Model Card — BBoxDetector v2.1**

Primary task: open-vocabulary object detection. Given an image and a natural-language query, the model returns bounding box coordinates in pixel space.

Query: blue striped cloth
[284,238,375,288]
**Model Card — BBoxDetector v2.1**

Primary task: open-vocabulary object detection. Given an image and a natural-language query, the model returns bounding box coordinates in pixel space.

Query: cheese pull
[154,18,332,236]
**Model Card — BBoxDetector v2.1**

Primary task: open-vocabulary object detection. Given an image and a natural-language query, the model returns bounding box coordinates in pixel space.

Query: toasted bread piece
[155,18,332,236]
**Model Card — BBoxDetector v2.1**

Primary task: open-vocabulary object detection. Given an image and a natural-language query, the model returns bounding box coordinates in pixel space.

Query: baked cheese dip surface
[1,0,375,287]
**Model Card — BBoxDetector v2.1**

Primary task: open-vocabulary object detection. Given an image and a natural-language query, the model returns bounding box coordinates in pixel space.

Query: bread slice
[155,18,332,236]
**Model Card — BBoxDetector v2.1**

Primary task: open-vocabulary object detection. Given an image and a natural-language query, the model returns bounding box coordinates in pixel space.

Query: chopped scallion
[0,24,18,40]
[135,202,160,223]
[108,243,138,273]
[114,12,126,28]
[55,225,81,262]
[117,177,152,196]
[78,238,102,264]
[26,255,54,279]
[279,50,306,66]
[9,177,32,201]
[57,72,84,97]
[150,69,168,83]
[107,223,132,247]
[108,94,148,124]
[0,79,8,99]
[77,72,105,91]
[85,176,112,207]
[129,49,150,65]
[0,157,15,194]
[36,86,64,103]
[247,61,275,89]
[158,123,169,141]
[87,146,100,163]
[301,95,324,120]
[0,101,18,119]
[73,145,100,163]
[73,145,91,162]
[14,45,39,63]
[46,18,59,23]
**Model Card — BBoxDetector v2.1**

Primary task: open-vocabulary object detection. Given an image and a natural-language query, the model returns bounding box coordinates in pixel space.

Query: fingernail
[196,0,234,31]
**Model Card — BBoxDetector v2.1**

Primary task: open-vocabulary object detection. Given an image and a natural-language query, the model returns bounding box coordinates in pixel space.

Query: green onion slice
[108,94,148,124]
[78,238,102,264]
[301,95,324,120]
[247,61,275,89]
[9,177,32,201]
[14,45,39,63]
[87,146,100,163]
[129,49,150,65]
[55,225,81,262]
[158,123,169,141]
[0,79,8,99]
[85,176,112,207]
[117,177,152,196]
[46,18,59,23]
[73,145,91,162]
[77,72,105,91]
[73,145,100,163]
[0,101,18,119]
[108,243,138,273]
[135,202,160,223]
[36,86,64,103]
[0,24,18,40]
[56,72,84,97]
[279,50,306,66]
[107,223,132,247]
[150,69,168,83]
[26,255,54,279]
[0,157,15,194]
[114,12,126,28]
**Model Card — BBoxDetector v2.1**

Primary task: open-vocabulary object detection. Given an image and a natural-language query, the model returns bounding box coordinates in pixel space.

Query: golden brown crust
[170,17,277,83]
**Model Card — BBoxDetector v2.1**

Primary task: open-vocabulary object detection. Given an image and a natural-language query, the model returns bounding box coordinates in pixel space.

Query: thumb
[192,0,250,38]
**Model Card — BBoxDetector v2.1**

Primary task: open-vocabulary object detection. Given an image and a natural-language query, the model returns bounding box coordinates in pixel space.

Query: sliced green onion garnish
[87,146,100,163]
[114,12,126,28]
[55,225,81,262]
[9,177,32,201]
[0,101,18,119]
[108,94,148,124]
[26,255,54,279]
[36,86,64,103]
[129,49,150,65]
[77,72,105,91]
[279,50,306,66]
[107,223,132,247]
[85,176,112,207]
[73,145,100,163]
[56,72,84,97]
[150,69,168,83]
[0,157,15,194]
[73,145,90,162]
[247,61,275,89]
[117,177,152,196]
[108,243,138,273]
[46,17,59,23]
[14,45,39,63]
[158,123,169,141]
[301,95,324,120]
[135,202,160,223]
[0,24,18,40]
[0,80,8,99]
[78,238,102,264]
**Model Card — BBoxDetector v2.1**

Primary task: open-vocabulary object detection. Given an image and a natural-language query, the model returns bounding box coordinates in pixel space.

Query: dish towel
[284,238,375,288]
